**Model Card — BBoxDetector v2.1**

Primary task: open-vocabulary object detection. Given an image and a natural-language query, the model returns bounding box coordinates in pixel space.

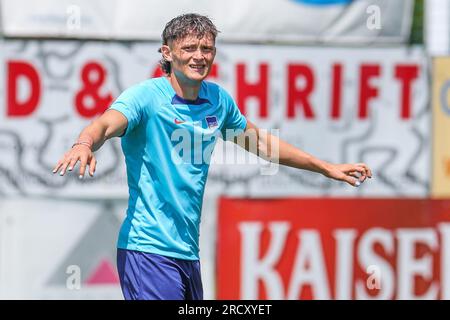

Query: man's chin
[187,73,208,82]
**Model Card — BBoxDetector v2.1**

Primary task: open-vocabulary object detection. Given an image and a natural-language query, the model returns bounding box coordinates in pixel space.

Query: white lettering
[356,228,394,299]
[288,230,330,299]
[397,228,438,299]
[239,222,289,299]
[334,229,357,299]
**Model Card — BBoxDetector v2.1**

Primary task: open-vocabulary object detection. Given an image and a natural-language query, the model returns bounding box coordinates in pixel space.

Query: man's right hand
[52,109,128,178]
[53,144,97,178]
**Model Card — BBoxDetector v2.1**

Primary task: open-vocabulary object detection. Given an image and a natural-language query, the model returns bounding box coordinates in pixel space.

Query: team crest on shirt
[205,116,218,129]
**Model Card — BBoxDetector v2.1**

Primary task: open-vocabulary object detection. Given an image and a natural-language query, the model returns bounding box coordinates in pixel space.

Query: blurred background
[0,0,449,300]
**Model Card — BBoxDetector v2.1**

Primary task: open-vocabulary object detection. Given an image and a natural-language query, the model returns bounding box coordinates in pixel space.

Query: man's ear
[161,45,172,62]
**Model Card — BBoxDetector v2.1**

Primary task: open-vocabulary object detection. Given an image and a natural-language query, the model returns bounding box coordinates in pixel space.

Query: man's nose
[192,49,204,60]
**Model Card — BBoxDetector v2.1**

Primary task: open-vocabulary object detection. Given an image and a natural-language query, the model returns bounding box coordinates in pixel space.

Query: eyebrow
[181,43,215,48]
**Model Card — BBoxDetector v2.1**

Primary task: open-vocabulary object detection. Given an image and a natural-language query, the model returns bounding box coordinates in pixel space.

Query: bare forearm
[255,130,372,186]
[237,124,331,176]
[74,110,127,152]
[54,110,127,177]
[239,121,372,186]
[258,131,331,176]
[276,138,331,175]
[76,121,108,152]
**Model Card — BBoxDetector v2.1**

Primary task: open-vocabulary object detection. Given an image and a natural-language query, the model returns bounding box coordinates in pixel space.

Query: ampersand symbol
[75,61,113,118]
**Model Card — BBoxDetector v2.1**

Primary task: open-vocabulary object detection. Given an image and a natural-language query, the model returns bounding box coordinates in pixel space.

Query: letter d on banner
[7,61,41,117]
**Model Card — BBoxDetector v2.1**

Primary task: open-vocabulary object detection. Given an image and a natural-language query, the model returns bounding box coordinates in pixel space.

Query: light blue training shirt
[109,77,247,260]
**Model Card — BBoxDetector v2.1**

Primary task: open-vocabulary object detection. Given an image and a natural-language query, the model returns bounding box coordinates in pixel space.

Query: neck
[167,73,201,101]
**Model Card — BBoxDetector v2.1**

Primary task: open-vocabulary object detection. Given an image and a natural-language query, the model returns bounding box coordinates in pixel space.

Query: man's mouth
[189,64,206,71]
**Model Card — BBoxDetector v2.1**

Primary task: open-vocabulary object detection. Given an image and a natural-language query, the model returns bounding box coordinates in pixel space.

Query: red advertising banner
[217,198,450,300]
[0,42,429,198]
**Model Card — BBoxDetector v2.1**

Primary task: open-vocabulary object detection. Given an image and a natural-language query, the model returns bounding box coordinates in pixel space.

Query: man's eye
[184,47,196,52]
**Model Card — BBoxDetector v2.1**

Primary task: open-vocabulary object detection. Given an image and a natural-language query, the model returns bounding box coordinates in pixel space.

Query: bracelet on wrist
[72,141,92,149]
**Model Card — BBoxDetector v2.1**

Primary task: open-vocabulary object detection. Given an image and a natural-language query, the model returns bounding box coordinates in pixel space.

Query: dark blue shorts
[116,248,203,300]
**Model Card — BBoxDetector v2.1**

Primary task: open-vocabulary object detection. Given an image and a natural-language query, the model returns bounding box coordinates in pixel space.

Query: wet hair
[158,13,219,74]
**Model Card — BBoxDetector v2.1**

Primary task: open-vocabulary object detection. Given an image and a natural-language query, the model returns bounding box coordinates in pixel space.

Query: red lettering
[7,61,41,117]
[75,62,113,118]
[395,65,419,120]
[152,65,165,78]
[358,65,380,119]
[287,64,315,119]
[331,64,343,120]
[208,63,218,79]
[237,63,268,117]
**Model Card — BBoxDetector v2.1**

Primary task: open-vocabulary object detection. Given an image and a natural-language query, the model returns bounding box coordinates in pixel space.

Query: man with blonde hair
[53,13,372,300]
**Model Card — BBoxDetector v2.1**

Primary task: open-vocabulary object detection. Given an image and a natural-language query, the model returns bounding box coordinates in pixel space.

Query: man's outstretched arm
[52,109,128,178]
[234,120,372,187]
